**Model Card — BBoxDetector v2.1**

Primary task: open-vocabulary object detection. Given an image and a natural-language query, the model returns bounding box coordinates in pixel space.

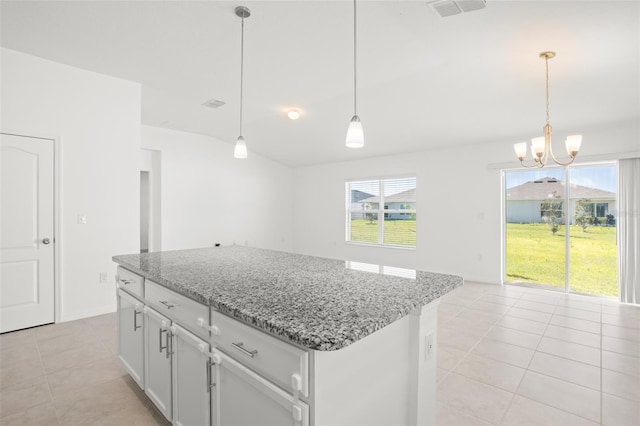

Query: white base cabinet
[171,324,211,426]
[116,267,440,426]
[210,348,309,426]
[116,289,144,389]
[144,306,172,421]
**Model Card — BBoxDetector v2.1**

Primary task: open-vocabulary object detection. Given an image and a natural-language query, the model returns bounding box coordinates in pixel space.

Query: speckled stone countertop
[113,246,462,351]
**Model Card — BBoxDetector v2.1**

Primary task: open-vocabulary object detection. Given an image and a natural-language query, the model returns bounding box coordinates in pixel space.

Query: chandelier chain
[545,55,550,126]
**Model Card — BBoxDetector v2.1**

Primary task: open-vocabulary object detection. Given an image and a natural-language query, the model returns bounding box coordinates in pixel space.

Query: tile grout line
[496,287,548,426]
[34,331,63,426]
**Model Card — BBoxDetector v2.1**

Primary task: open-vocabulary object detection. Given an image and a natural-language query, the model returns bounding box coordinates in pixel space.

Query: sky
[505,164,617,193]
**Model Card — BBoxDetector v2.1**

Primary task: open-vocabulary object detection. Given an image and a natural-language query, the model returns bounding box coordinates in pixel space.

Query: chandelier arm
[548,145,577,166]
[519,160,545,168]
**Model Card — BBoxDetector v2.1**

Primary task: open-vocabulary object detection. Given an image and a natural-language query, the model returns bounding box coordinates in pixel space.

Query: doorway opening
[503,163,618,297]
[140,171,150,253]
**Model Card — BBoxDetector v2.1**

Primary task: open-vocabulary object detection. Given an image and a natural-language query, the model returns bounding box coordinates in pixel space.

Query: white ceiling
[2,0,638,167]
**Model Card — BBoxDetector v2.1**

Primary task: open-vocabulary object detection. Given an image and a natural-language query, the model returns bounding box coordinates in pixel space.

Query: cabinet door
[116,289,144,389]
[144,306,172,421]
[211,349,309,426]
[171,324,210,426]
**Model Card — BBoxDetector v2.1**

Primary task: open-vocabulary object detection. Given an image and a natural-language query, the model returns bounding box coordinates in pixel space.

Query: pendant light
[345,0,364,148]
[514,51,582,168]
[234,6,250,159]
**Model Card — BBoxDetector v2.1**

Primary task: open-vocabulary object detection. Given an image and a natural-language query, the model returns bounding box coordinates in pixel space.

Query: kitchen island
[113,246,462,426]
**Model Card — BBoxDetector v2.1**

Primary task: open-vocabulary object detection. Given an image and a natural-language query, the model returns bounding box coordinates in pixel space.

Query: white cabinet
[116,289,144,389]
[171,324,211,426]
[144,306,172,421]
[210,348,309,426]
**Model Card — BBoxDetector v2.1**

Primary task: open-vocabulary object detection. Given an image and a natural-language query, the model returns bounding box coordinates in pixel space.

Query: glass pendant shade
[234,136,248,159]
[346,115,364,148]
[513,142,527,160]
[531,136,546,157]
[565,135,582,156]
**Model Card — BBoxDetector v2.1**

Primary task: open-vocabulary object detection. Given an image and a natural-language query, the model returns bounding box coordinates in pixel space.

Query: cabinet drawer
[116,267,144,298]
[211,310,309,397]
[145,280,209,340]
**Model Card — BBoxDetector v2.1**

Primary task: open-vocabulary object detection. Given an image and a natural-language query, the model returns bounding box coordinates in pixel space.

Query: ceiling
[1,1,638,167]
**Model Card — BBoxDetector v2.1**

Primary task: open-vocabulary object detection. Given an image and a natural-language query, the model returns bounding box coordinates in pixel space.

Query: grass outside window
[506,223,618,297]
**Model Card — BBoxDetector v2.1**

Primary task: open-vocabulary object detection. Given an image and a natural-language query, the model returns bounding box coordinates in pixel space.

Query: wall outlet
[99,272,109,283]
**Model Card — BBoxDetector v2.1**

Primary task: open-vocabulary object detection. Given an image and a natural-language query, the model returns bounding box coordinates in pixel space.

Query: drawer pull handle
[120,279,133,285]
[159,300,175,309]
[232,341,258,358]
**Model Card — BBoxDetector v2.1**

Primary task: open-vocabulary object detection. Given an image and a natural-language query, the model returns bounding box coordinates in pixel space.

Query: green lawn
[506,223,618,297]
[350,219,416,246]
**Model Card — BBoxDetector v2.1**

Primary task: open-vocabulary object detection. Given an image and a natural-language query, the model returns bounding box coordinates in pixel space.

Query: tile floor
[436,282,640,426]
[0,281,638,425]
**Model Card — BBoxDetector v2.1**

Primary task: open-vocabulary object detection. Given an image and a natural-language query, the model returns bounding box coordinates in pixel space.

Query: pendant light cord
[239,16,245,137]
[353,0,357,116]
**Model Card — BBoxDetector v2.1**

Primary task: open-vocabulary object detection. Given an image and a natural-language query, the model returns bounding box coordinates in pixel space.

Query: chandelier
[514,51,582,168]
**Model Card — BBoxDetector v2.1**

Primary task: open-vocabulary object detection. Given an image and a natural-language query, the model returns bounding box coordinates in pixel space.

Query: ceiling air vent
[427,0,486,18]
[202,98,226,109]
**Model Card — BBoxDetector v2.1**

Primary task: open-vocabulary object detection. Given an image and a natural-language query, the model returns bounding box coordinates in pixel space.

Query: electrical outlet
[99,272,108,283]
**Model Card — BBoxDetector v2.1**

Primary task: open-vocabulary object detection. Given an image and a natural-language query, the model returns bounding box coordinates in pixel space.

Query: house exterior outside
[506,177,616,224]
[358,188,416,220]
[350,189,375,219]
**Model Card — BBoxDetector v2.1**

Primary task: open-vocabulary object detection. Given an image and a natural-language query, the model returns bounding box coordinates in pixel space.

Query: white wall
[1,48,141,321]
[292,119,639,284]
[141,126,294,252]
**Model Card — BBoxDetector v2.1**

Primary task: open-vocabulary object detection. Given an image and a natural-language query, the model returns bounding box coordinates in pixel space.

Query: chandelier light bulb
[565,135,582,157]
[514,142,527,161]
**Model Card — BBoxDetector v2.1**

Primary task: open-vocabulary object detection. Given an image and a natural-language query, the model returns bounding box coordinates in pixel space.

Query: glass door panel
[505,168,567,289]
[568,165,618,297]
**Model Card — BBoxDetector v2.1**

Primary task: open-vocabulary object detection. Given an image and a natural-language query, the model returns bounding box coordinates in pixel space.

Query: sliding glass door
[504,163,618,297]
[567,165,618,296]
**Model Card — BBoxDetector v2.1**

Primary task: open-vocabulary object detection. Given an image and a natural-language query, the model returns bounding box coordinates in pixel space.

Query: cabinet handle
[166,330,173,359]
[231,341,258,358]
[133,310,142,331]
[159,328,168,353]
[206,359,216,392]
[120,279,132,285]
[159,300,175,309]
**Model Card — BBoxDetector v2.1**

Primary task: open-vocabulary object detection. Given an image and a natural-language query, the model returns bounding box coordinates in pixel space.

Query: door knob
[42,238,51,244]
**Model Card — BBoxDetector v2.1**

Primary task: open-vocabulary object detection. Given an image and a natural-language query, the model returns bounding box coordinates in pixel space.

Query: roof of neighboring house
[506,177,615,201]
[351,190,375,203]
[360,188,416,204]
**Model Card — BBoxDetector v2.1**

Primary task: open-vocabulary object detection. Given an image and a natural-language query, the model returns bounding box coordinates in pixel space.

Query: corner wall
[1,48,141,321]
[141,125,294,253]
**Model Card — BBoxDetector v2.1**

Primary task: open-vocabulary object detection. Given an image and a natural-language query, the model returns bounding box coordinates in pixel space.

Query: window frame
[345,176,417,249]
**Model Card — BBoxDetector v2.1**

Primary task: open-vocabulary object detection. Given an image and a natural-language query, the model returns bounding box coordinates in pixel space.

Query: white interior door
[1,133,55,333]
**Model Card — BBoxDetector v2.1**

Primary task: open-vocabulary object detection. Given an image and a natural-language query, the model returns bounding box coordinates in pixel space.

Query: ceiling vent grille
[202,98,226,109]
[427,0,486,18]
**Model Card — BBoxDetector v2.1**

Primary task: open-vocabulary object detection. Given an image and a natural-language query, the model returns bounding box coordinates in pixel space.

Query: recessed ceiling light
[287,109,301,120]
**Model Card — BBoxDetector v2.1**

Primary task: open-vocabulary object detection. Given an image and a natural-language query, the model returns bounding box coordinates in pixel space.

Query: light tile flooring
[436,282,640,426]
[0,282,638,425]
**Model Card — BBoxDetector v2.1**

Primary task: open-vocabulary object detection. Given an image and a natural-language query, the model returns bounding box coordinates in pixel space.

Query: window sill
[345,241,416,251]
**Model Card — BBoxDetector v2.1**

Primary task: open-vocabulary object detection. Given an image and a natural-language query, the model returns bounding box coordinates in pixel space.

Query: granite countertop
[113,246,462,351]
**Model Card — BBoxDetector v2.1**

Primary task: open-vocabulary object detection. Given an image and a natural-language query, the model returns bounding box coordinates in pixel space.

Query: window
[346,177,416,247]
[596,203,608,217]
